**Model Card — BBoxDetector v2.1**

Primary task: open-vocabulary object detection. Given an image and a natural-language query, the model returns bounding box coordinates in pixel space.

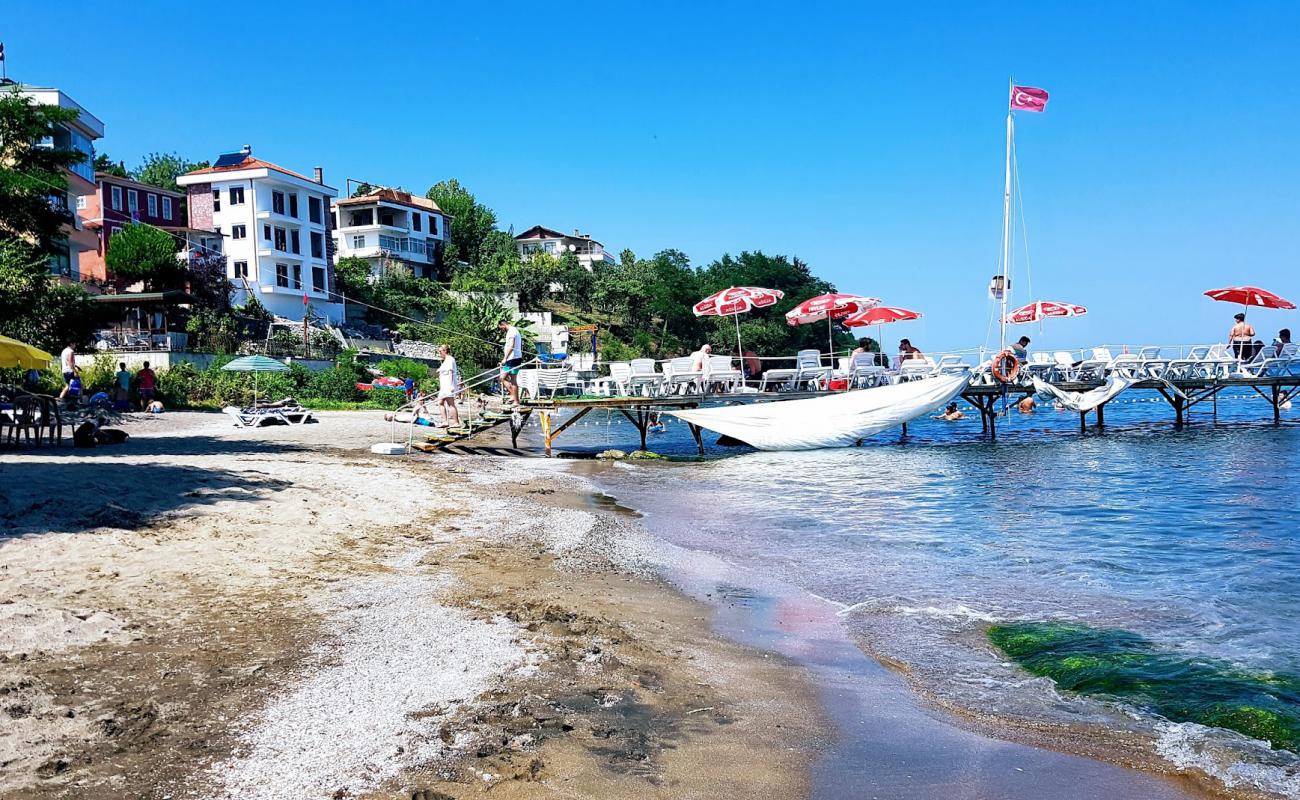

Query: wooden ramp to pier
[409,408,533,453]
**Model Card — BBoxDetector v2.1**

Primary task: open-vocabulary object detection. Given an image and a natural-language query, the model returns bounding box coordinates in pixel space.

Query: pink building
[77,173,188,284]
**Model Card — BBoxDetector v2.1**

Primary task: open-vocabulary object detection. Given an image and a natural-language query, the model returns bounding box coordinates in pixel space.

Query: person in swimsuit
[437,344,462,428]
[499,319,524,407]
[1229,312,1256,360]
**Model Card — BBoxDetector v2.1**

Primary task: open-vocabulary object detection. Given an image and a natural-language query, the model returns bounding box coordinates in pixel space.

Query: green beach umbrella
[222,354,290,408]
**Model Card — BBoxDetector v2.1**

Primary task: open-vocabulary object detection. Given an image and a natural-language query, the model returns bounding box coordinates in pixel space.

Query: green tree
[351,181,374,198]
[556,251,594,311]
[93,153,129,178]
[0,87,85,252]
[425,178,498,268]
[0,238,103,351]
[131,152,210,193]
[105,222,185,288]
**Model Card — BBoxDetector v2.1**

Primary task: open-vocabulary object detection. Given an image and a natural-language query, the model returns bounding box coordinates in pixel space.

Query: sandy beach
[0,410,821,799]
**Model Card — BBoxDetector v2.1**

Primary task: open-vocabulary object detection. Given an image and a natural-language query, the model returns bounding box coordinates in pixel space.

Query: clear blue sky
[6,1,1298,352]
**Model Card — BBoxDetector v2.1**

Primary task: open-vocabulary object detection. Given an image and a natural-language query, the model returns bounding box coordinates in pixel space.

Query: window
[274,227,287,251]
[212,188,220,211]
[412,214,421,232]
[76,194,87,210]
[331,210,338,228]
[229,186,245,205]
[231,224,247,240]
[272,191,285,215]
[290,230,300,254]
[232,260,249,279]
[111,186,123,210]
[352,234,366,249]
[312,266,325,293]
[127,189,138,214]
[288,193,298,218]
[309,197,322,224]
[162,197,173,220]
[147,194,157,217]
[292,264,302,290]
[310,232,324,259]
[263,225,272,241]
[276,263,289,287]
[429,215,438,235]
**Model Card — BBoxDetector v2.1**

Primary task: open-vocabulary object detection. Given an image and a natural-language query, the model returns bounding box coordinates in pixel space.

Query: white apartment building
[331,188,449,281]
[176,147,341,322]
[514,225,616,271]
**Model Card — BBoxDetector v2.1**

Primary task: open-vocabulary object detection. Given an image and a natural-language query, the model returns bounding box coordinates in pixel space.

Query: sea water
[562,393,1300,796]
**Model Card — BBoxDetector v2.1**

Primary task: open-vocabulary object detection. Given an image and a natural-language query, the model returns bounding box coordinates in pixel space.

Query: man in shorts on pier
[499,319,524,407]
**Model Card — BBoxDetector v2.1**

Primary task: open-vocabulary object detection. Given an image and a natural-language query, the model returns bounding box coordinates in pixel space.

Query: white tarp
[668,373,971,451]
[1031,376,1137,413]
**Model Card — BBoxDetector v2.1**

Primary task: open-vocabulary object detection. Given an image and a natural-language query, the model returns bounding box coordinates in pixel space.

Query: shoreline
[0,411,823,799]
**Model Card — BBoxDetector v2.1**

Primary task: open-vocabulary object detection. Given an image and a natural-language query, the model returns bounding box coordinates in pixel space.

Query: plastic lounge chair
[898,357,937,382]
[593,362,632,397]
[788,349,832,390]
[1201,344,1240,379]
[537,366,573,398]
[1025,352,1054,380]
[1164,345,1210,380]
[845,353,888,388]
[1050,351,1078,381]
[1074,347,1114,382]
[664,356,703,395]
[935,355,970,375]
[223,406,287,427]
[627,358,665,397]
[706,355,745,393]
[1239,342,1297,378]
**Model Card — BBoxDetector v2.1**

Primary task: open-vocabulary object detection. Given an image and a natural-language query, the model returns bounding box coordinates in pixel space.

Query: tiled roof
[335,187,444,214]
[183,157,316,184]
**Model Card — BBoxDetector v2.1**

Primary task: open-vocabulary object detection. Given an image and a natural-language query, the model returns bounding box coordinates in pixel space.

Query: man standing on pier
[499,319,524,408]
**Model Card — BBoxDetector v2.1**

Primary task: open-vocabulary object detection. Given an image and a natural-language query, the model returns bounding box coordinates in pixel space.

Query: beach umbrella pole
[734,311,743,362]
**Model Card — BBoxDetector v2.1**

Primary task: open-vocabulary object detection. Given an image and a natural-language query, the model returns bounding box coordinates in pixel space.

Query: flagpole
[1000,77,1014,360]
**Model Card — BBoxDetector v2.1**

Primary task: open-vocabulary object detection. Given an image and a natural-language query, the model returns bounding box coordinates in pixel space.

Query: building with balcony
[514,225,616,271]
[77,173,191,284]
[331,188,449,281]
[8,82,104,281]
[176,146,341,323]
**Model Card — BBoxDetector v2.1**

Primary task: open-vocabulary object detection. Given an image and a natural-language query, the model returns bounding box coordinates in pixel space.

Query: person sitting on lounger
[1229,313,1256,359]
[933,402,964,421]
[1274,328,1292,357]
[437,344,462,429]
[1011,336,1031,363]
[899,339,925,362]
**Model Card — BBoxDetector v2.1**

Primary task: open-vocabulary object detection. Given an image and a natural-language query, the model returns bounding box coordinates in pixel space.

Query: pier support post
[509,408,531,448]
[540,411,553,456]
[618,409,651,452]
[1079,411,1087,433]
[1096,402,1105,429]
[688,422,704,455]
[1274,385,1282,423]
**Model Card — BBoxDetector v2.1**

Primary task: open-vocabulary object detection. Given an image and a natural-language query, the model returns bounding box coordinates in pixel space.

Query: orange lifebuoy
[991,349,1020,383]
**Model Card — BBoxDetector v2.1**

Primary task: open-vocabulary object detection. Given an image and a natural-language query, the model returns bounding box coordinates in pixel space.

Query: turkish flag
[1010,85,1049,112]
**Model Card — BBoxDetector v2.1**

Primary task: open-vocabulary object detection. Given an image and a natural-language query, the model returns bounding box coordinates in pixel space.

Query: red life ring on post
[991,350,1020,383]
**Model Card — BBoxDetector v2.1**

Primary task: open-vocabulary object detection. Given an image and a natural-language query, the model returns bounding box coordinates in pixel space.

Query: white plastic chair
[706,355,744,392]
[1074,347,1114,381]
[594,362,632,396]
[898,356,937,382]
[845,352,888,388]
[627,358,665,396]
[664,356,702,394]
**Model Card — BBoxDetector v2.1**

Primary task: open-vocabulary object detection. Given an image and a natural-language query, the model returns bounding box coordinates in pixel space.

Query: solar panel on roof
[213,152,248,168]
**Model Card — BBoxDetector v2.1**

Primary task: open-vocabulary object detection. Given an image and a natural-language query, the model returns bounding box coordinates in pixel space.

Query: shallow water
[562,392,1300,796]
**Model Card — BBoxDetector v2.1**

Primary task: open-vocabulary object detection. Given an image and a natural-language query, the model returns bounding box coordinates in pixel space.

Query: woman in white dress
[437,344,462,428]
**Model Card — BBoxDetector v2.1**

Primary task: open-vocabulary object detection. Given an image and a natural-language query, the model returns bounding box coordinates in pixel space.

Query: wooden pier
[478,375,1300,455]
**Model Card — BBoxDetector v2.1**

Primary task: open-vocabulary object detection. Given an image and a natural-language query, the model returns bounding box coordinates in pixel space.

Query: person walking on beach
[58,344,78,400]
[499,319,524,407]
[437,344,462,429]
[136,361,156,410]
[1229,313,1255,359]
[115,362,132,409]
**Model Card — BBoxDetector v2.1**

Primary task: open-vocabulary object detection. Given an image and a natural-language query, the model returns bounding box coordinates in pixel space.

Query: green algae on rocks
[988,622,1300,752]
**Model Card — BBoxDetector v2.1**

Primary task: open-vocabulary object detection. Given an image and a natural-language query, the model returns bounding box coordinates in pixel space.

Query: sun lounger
[1074,347,1114,382]
[897,357,937,382]
[592,362,632,396]
[223,404,314,427]
[664,356,703,395]
[706,355,745,392]
[537,366,573,398]
[1238,343,1297,378]
[1025,352,1054,381]
[626,358,665,396]
[935,355,971,376]
[845,353,889,388]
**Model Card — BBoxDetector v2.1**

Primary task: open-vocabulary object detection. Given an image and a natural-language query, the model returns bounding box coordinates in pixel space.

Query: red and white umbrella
[1003,300,1087,325]
[1203,286,1296,310]
[785,293,881,355]
[843,306,923,327]
[693,286,785,317]
[693,286,785,359]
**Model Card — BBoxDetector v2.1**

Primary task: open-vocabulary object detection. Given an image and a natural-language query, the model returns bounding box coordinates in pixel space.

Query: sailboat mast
[999,77,1014,356]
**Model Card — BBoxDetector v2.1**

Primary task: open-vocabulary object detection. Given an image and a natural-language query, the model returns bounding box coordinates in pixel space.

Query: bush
[374,357,431,381]
[306,366,363,402]
[79,354,120,395]
[365,387,407,408]
[599,337,638,364]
